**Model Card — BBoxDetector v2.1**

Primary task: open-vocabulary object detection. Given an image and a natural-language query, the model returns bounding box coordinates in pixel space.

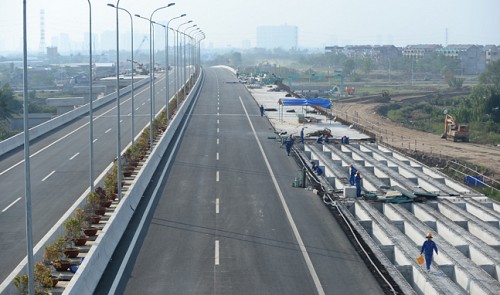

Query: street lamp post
[107,3,135,144]
[88,1,95,193]
[164,14,185,121]
[112,0,124,201]
[22,0,35,293]
[184,26,197,88]
[135,2,175,150]
[183,25,197,96]
[155,23,169,122]
[181,25,195,101]
[193,31,204,72]
[176,21,192,106]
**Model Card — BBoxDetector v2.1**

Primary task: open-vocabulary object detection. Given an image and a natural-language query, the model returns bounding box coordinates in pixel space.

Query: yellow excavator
[441,113,469,142]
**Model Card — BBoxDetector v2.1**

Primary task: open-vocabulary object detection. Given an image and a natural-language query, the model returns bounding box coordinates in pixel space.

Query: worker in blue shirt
[324,133,330,143]
[285,134,294,156]
[355,171,362,198]
[349,164,357,185]
[420,233,438,271]
[260,105,264,117]
[300,128,305,143]
[311,161,317,172]
[316,166,323,176]
[316,135,323,144]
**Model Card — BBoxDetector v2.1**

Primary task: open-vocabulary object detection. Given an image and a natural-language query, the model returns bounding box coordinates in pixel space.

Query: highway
[98,67,385,294]
[0,70,177,283]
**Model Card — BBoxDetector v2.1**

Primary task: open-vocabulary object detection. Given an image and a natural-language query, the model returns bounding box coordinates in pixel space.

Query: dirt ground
[333,98,500,182]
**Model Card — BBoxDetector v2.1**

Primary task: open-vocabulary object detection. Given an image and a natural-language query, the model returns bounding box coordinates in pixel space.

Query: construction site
[247,80,500,295]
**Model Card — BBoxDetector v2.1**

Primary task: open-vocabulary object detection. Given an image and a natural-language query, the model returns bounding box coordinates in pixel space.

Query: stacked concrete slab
[301,141,500,294]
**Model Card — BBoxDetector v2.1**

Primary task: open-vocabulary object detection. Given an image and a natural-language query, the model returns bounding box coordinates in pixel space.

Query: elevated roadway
[97,67,384,294]
[0,70,177,283]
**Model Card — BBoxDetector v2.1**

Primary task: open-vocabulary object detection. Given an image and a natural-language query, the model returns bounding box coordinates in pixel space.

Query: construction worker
[311,161,317,172]
[316,135,323,144]
[285,134,294,156]
[355,171,362,198]
[260,105,264,117]
[349,164,357,185]
[316,165,323,176]
[324,133,330,144]
[300,128,305,143]
[420,233,438,272]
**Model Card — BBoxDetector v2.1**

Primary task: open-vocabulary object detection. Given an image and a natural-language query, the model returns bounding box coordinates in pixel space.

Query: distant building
[402,44,442,58]
[437,45,485,75]
[256,25,298,50]
[484,45,499,66]
[46,46,59,58]
[325,45,401,60]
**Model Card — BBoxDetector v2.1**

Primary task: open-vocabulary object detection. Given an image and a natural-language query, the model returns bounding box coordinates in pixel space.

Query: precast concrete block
[412,166,423,172]
[388,165,399,172]
[343,186,357,198]
[362,151,373,158]
[396,265,413,283]
[339,162,348,172]
[479,264,497,280]
[439,265,456,283]
[380,245,395,264]
[379,177,391,186]
[423,221,437,231]
[303,150,311,159]
[358,220,373,237]
[371,202,384,214]
[486,221,499,229]
[455,245,470,258]
[406,177,419,185]
[364,166,375,173]
[392,220,405,233]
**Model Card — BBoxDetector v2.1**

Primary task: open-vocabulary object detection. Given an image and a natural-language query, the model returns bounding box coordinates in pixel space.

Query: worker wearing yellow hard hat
[420,233,438,271]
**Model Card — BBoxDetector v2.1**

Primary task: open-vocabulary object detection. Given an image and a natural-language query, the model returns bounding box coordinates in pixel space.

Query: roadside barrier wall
[0,78,149,156]
[0,71,202,295]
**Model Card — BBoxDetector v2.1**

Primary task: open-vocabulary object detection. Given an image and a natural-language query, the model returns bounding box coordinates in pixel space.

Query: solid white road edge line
[238,96,326,295]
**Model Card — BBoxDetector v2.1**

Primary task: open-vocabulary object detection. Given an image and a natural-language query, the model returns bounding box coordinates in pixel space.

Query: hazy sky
[0,0,499,53]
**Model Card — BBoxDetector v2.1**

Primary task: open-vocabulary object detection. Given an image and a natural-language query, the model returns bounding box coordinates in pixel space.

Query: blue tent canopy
[279,98,331,108]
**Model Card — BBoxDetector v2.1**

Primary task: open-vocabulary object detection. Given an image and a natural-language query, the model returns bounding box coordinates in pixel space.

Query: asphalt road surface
[98,67,384,295]
[0,70,177,283]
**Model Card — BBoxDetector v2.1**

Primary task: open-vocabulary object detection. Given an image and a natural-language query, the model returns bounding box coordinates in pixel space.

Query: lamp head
[168,3,175,7]
[107,3,116,8]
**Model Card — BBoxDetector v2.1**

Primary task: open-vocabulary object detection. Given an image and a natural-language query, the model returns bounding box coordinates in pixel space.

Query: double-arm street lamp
[107,3,136,145]
[135,2,175,150]
[178,25,196,100]
[164,14,186,121]
[175,20,192,106]
[183,25,197,94]
[110,0,125,200]
[154,23,169,122]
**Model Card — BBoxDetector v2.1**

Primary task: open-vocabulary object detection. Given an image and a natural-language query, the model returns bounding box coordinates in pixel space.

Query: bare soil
[334,96,500,181]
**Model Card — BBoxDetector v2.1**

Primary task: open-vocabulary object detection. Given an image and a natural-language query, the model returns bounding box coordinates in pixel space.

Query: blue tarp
[279,98,331,108]
[464,175,485,187]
